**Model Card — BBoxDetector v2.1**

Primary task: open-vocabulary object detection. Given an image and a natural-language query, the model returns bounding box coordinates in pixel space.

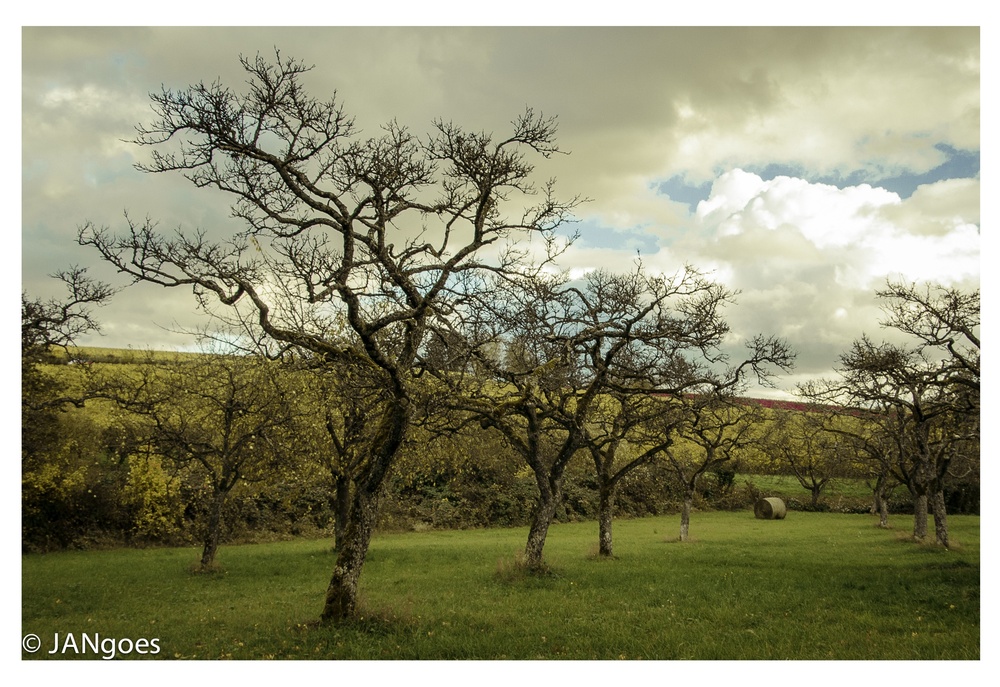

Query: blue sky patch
[562,220,660,255]
[655,144,980,210]
[744,144,979,199]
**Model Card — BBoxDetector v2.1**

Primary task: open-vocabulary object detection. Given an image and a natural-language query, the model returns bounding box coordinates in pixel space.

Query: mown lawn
[22,511,979,660]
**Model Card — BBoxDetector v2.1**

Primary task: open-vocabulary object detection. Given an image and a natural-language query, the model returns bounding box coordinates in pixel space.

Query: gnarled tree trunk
[321,486,380,621]
[321,402,408,622]
[524,478,561,569]
[333,473,351,553]
[199,489,228,569]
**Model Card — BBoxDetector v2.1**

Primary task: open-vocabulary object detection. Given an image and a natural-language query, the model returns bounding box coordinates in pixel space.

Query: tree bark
[597,483,615,557]
[321,486,380,622]
[877,493,890,528]
[333,473,351,553]
[912,492,929,540]
[930,488,949,548]
[321,401,409,623]
[199,490,227,568]
[679,492,693,542]
[524,479,561,569]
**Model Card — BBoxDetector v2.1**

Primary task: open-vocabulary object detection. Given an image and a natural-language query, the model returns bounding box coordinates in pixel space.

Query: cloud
[640,169,980,381]
[688,170,979,286]
[19,27,980,397]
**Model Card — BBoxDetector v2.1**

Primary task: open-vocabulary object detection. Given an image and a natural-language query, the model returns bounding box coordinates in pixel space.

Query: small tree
[662,395,763,541]
[436,265,792,561]
[95,354,294,569]
[764,409,860,509]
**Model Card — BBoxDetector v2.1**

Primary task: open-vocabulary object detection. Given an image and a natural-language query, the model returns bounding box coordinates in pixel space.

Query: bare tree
[94,354,293,569]
[763,409,861,509]
[661,395,763,542]
[78,51,578,620]
[434,265,792,562]
[801,281,979,548]
[22,268,114,471]
[22,267,115,410]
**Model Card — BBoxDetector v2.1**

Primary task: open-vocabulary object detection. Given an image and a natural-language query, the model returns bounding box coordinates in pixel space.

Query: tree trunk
[930,488,949,548]
[524,482,561,569]
[597,483,615,557]
[912,492,929,540]
[878,493,890,528]
[321,401,409,623]
[333,473,351,553]
[679,492,693,542]
[199,490,227,568]
[321,486,380,622]
[810,486,821,509]
[871,475,890,527]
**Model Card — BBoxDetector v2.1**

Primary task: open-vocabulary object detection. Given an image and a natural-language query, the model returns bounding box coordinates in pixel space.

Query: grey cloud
[21,27,980,396]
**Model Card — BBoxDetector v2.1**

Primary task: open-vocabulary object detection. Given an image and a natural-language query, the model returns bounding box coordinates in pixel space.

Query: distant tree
[801,281,979,547]
[763,408,861,509]
[661,395,763,541]
[436,265,793,561]
[22,267,114,419]
[95,355,294,569]
[22,269,114,549]
[78,51,579,620]
[571,268,792,556]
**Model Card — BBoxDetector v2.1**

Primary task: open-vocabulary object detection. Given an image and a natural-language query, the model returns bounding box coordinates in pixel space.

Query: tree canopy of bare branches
[78,51,581,621]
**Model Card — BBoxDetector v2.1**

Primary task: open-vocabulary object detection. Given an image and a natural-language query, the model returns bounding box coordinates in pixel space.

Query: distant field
[22,511,978,660]
[745,474,877,500]
[59,346,203,363]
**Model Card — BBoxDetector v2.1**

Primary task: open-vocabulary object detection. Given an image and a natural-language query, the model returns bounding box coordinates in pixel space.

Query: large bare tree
[78,51,578,620]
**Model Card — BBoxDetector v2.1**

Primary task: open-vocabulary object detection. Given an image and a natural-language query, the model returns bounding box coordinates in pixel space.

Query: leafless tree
[431,265,793,563]
[800,281,979,548]
[78,51,579,620]
[93,354,293,569]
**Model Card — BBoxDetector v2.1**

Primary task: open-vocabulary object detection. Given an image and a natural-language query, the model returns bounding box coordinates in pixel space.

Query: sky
[19,24,982,399]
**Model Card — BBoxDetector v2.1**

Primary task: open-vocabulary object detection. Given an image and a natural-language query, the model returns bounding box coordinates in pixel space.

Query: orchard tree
[585,393,680,558]
[763,409,862,509]
[95,354,294,569]
[569,268,792,556]
[438,271,585,570]
[22,267,114,420]
[22,269,114,549]
[661,395,764,542]
[801,281,979,548]
[285,356,390,553]
[795,404,902,528]
[435,265,792,562]
[78,51,578,620]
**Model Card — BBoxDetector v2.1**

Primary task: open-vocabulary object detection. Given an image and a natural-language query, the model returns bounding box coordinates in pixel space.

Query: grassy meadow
[22,511,979,660]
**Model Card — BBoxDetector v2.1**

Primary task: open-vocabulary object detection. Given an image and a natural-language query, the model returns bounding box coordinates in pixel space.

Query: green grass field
[22,511,979,660]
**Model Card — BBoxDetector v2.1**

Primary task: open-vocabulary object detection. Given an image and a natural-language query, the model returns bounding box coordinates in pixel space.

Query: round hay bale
[754,497,787,520]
